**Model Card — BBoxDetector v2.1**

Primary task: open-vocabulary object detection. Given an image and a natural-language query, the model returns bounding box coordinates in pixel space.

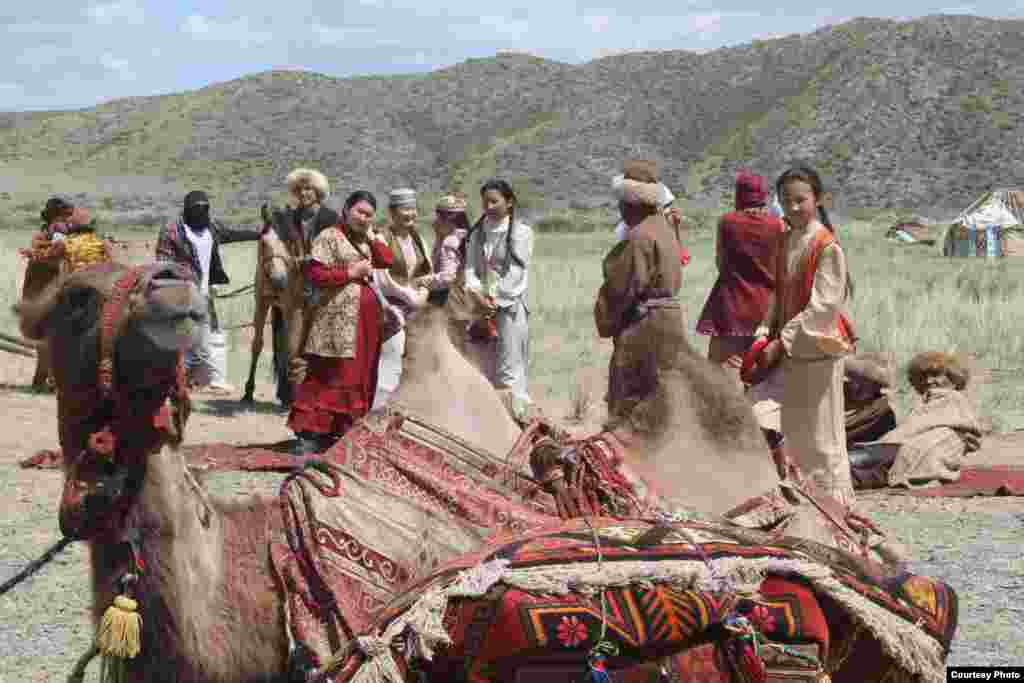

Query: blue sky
[3,1,1021,111]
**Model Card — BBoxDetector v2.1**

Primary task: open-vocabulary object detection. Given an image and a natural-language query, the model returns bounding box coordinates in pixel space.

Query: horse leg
[271,307,292,407]
[242,297,269,404]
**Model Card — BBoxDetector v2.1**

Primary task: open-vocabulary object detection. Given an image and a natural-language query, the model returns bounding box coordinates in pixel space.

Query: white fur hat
[612,159,661,207]
[611,174,660,207]
[286,168,330,200]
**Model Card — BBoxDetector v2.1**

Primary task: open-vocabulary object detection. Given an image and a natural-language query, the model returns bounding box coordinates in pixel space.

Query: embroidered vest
[304,227,372,359]
[771,227,856,346]
[383,227,431,283]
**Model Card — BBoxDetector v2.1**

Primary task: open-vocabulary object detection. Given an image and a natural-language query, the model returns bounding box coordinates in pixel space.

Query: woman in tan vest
[373,188,431,408]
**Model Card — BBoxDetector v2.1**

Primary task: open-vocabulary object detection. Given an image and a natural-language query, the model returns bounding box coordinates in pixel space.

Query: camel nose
[270,273,287,291]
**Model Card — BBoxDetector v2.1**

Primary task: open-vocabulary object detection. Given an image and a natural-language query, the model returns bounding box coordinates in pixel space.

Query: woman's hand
[758,338,785,368]
[348,259,372,280]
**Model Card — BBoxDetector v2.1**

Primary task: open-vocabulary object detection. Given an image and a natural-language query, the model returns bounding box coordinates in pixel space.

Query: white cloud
[7,22,80,35]
[584,13,611,33]
[478,15,530,38]
[685,12,723,37]
[100,53,137,80]
[182,13,272,47]
[86,0,145,25]
[312,22,381,47]
[14,44,79,69]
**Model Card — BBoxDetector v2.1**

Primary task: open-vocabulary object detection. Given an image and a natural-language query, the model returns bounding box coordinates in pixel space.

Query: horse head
[15,261,205,540]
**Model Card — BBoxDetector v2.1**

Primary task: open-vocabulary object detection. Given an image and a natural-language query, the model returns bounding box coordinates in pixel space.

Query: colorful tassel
[95,574,141,683]
[583,641,620,683]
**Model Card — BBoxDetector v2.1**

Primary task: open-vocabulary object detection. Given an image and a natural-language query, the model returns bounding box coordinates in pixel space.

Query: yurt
[942,190,1024,258]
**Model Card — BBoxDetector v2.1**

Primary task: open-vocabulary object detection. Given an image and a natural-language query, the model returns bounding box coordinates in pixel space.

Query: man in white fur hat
[276,168,339,251]
[595,160,686,426]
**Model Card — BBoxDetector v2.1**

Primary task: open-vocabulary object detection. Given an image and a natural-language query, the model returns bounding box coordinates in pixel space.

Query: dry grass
[3,214,1024,430]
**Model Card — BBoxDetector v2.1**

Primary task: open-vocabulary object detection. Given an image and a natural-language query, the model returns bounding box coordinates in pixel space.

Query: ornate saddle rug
[308,518,955,683]
[267,409,560,667]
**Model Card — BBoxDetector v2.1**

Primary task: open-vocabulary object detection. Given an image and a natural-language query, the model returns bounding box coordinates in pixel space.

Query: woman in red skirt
[695,170,784,390]
[288,190,394,454]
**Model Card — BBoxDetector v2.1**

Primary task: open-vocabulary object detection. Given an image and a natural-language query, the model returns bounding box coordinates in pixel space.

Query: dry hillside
[0,14,1021,225]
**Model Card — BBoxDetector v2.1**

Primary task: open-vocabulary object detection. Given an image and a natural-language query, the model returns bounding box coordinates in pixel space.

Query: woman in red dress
[695,170,784,390]
[288,190,394,454]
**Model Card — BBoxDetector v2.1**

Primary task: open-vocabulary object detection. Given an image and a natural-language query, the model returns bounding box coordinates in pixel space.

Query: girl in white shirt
[461,179,535,419]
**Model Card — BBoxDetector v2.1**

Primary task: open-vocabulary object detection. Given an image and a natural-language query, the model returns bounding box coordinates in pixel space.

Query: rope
[0,537,75,596]
[212,283,256,300]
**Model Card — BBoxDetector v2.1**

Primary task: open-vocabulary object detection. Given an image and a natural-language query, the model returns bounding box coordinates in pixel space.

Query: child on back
[749,165,857,505]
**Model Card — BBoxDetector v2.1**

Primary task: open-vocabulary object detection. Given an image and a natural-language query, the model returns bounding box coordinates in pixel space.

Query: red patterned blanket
[311,518,955,683]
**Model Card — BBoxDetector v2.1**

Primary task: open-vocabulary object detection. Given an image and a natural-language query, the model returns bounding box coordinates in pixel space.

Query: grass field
[3,211,1023,429]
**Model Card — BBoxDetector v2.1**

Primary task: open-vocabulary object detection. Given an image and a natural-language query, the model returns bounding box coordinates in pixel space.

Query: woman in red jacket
[287,190,394,454]
[695,171,784,389]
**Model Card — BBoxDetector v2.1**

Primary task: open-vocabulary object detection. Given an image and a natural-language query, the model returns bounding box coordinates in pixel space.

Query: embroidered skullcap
[388,188,417,209]
[436,192,467,213]
[286,168,330,200]
[735,169,768,210]
[612,159,660,207]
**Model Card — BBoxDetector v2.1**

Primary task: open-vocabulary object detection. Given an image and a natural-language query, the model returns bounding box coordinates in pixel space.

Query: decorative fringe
[316,558,510,682]
[327,554,946,683]
[95,575,142,683]
[492,556,946,683]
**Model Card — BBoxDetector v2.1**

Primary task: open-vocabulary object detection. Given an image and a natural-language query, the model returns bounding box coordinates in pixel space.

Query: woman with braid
[747,165,857,505]
[461,179,535,420]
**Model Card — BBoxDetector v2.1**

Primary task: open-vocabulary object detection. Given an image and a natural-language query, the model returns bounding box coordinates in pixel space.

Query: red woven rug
[19,441,301,472]
[20,446,1024,499]
[895,464,1024,497]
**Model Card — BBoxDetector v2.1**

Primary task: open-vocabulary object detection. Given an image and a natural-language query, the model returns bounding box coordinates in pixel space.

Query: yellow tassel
[96,595,142,659]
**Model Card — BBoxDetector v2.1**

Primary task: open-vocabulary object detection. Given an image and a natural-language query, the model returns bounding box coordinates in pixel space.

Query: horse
[241,206,306,407]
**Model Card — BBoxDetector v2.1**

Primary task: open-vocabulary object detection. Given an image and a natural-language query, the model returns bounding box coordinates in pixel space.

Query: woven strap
[98,267,145,396]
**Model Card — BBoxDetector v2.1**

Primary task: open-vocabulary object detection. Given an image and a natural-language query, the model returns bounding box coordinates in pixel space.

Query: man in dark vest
[155,190,262,393]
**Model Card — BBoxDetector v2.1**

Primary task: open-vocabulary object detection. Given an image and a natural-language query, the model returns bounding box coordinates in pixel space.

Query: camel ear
[13,278,67,341]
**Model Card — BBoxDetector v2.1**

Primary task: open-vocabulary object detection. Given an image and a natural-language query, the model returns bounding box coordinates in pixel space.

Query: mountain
[1,14,1021,225]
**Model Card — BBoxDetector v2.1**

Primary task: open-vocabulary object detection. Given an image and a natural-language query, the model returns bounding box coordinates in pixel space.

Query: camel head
[14,261,206,540]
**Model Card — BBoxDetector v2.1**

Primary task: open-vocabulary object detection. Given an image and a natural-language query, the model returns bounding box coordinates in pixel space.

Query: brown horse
[241,207,305,406]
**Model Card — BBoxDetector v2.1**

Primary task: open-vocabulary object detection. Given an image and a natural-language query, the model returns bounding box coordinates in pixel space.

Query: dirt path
[0,364,1021,679]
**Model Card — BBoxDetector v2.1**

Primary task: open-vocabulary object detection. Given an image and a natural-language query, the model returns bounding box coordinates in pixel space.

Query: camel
[16,263,953,683]
[241,209,305,407]
[413,297,779,516]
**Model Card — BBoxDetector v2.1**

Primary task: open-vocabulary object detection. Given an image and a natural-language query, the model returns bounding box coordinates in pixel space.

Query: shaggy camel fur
[17,264,290,682]
[441,298,779,515]
[17,266,936,683]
